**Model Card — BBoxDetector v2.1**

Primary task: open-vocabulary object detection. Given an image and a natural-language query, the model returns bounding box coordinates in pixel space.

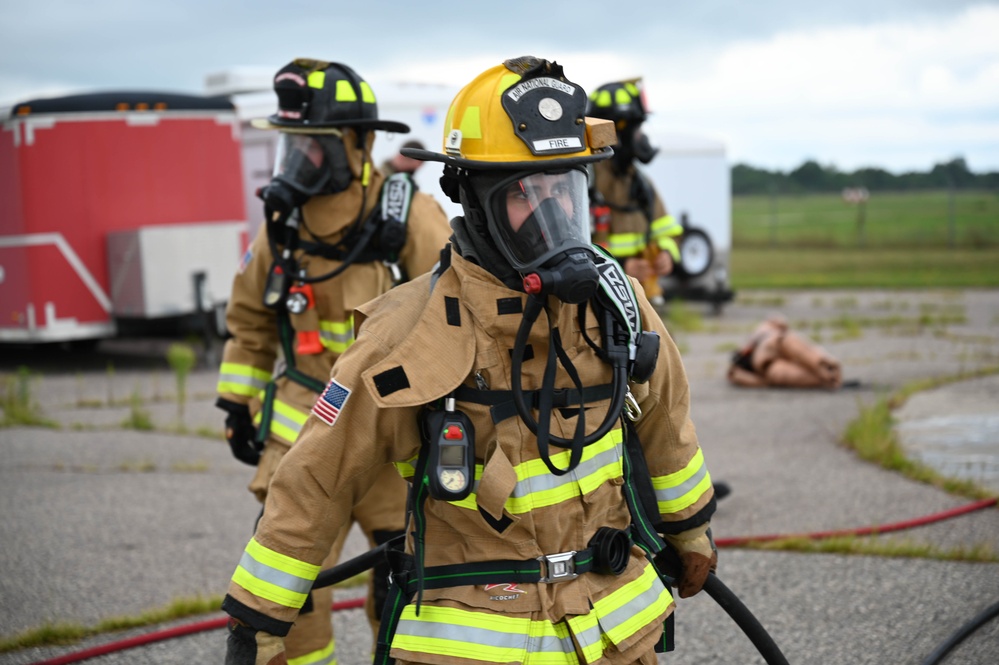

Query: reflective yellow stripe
[217,362,271,397]
[652,448,713,513]
[362,160,371,187]
[231,538,320,609]
[614,88,632,105]
[392,604,577,664]
[359,81,375,103]
[394,456,418,479]
[308,71,325,89]
[607,232,646,258]
[288,637,336,665]
[392,564,670,663]
[591,563,672,645]
[656,236,681,262]
[591,89,612,108]
[447,429,623,514]
[267,398,310,445]
[335,79,356,101]
[459,106,482,139]
[318,316,355,354]
[650,214,681,237]
[625,82,640,97]
[499,72,521,94]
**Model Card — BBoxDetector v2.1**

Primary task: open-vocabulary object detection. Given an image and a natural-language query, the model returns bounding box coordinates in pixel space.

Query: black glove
[225,617,286,665]
[217,398,262,466]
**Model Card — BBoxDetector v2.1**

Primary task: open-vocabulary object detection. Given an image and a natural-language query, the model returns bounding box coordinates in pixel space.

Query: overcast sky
[2,0,997,173]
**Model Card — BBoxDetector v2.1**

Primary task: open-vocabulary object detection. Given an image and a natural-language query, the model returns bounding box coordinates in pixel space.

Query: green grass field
[731,190,999,288]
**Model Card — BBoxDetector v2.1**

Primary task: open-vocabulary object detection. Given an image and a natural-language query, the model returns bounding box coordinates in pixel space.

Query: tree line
[732,157,999,195]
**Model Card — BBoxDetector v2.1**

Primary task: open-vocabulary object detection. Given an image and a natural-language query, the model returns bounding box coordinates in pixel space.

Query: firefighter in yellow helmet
[215,58,451,665]
[222,56,717,665]
[587,79,682,304]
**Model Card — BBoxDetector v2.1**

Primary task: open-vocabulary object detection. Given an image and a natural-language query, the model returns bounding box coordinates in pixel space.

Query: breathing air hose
[918,599,999,665]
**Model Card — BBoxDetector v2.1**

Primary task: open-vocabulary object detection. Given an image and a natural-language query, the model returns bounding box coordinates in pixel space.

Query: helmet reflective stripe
[231,537,320,609]
[651,448,712,513]
[446,429,622,515]
[287,638,336,665]
[308,71,326,89]
[591,89,612,109]
[217,362,272,398]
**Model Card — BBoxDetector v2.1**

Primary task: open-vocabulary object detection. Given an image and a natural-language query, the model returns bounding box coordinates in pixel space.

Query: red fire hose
[27,497,997,665]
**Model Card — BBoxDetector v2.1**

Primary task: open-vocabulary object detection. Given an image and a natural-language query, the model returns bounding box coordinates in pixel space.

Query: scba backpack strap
[378,172,415,284]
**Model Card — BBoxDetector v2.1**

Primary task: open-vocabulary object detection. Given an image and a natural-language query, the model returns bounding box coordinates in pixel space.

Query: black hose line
[312,539,398,590]
[919,599,999,665]
[703,573,791,665]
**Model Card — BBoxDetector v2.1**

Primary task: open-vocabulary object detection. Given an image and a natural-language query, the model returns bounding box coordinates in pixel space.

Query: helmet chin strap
[510,294,628,476]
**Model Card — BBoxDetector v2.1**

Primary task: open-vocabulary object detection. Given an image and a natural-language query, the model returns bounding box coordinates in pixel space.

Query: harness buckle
[538,551,578,583]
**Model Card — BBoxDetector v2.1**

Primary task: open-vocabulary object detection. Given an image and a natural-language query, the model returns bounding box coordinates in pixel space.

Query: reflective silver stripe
[654,463,708,504]
[237,549,314,597]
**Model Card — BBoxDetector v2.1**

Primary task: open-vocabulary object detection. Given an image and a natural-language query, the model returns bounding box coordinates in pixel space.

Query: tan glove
[662,524,717,599]
[225,617,287,665]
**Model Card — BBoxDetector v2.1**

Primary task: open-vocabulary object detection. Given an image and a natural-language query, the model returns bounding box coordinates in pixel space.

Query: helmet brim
[401,146,614,171]
[251,116,410,134]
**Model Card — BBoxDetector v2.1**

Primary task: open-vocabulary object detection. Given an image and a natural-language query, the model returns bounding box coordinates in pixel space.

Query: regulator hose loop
[588,527,632,576]
[510,295,628,476]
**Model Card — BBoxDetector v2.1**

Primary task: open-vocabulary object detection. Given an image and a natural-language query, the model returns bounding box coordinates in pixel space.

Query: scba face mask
[261,132,353,223]
[484,169,599,304]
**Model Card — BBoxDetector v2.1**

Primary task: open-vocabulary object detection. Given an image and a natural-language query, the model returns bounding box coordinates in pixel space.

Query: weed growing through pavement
[0,594,225,652]
[0,367,58,428]
[121,391,154,431]
[166,342,196,424]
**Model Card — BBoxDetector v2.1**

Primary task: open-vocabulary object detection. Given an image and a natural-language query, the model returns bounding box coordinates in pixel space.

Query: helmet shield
[484,169,591,271]
[272,132,350,196]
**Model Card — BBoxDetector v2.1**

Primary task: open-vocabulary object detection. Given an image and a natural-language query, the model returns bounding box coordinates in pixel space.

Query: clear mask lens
[486,169,591,270]
[272,133,342,195]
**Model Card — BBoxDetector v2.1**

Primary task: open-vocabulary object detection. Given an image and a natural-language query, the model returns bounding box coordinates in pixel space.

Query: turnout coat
[223,248,715,665]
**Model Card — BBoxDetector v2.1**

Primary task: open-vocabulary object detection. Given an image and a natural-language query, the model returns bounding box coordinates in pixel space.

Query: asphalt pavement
[1,288,998,665]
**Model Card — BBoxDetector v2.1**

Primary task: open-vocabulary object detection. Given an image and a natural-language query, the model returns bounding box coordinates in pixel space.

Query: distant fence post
[769,182,779,247]
[842,187,870,248]
[947,180,957,248]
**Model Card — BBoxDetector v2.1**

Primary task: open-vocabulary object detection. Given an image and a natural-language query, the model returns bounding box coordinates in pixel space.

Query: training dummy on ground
[728,316,843,389]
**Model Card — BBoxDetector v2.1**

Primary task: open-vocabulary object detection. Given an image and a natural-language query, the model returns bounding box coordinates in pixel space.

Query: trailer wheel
[675,227,713,279]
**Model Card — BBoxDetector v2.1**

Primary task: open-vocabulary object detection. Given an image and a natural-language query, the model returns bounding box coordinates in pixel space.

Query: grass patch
[121,392,154,431]
[1,367,59,428]
[731,247,999,288]
[740,535,997,562]
[842,365,999,501]
[0,594,224,653]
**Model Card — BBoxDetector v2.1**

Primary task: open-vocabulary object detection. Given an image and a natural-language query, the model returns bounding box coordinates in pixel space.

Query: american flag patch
[312,379,350,426]
[238,248,253,274]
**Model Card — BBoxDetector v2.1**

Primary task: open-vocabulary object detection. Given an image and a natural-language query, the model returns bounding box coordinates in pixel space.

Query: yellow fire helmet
[403,56,615,171]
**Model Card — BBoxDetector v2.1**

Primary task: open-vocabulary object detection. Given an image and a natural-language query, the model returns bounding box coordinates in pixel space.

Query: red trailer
[0,91,247,344]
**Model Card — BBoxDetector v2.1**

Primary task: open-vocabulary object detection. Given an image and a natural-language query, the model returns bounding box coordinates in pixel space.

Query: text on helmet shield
[506,77,576,102]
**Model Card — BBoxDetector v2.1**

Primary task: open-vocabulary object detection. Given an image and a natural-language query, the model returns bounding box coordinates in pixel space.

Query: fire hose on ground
[27,497,998,665]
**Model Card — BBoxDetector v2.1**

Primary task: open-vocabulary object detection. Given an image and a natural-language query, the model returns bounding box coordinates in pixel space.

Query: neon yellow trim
[246,537,320,578]
[592,564,671,643]
[593,90,612,108]
[308,71,326,89]
[216,381,259,397]
[335,79,357,102]
[607,232,646,258]
[650,214,681,236]
[657,237,681,262]
[447,430,623,514]
[268,398,310,445]
[287,637,336,665]
[362,161,371,187]
[614,88,632,105]
[360,81,375,103]
[459,106,482,140]
[652,449,713,513]
[232,566,308,608]
[625,82,640,97]
[393,457,418,479]
[217,362,272,396]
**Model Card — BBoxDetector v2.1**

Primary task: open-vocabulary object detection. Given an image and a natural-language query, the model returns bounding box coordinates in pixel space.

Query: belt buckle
[538,551,578,583]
